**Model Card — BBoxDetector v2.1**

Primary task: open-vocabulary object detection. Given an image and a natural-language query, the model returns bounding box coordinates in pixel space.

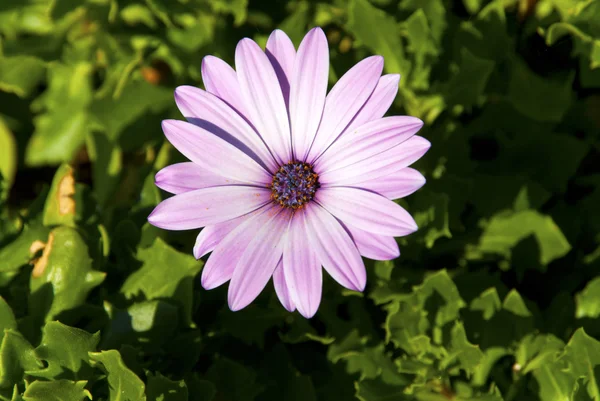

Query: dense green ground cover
[1,0,600,400]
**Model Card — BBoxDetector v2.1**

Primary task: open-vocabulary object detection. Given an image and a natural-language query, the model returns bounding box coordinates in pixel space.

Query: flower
[148,27,430,318]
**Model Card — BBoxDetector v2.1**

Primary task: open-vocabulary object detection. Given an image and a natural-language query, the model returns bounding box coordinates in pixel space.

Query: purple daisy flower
[148,27,430,318]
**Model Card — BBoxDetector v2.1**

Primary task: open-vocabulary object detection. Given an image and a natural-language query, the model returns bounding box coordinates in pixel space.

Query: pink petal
[316,187,418,236]
[344,223,400,261]
[201,204,276,289]
[266,29,296,108]
[236,38,292,165]
[201,56,249,118]
[319,136,431,186]
[283,209,322,318]
[155,162,241,195]
[148,186,271,230]
[273,259,295,312]
[289,27,329,161]
[193,208,263,259]
[357,167,426,200]
[306,56,384,162]
[344,74,400,133]
[161,120,271,186]
[304,203,366,291]
[228,210,291,311]
[174,86,278,172]
[316,116,423,173]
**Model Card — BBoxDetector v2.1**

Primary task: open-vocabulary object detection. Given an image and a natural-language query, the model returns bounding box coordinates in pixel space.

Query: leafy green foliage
[89,350,146,401]
[0,0,598,400]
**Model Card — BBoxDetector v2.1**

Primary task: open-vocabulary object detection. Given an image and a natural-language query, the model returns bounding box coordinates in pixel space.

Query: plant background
[1,0,600,400]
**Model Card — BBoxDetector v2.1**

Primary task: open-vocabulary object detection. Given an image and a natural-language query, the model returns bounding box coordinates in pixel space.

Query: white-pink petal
[228,210,290,311]
[174,86,278,172]
[155,162,241,195]
[273,259,295,312]
[316,116,423,173]
[344,74,400,133]
[266,29,296,107]
[356,167,426,200]
[344,223,400,261]
[283,210,322,318]
[319,136,431,186]
[201,204,276,289]
[193,208,263,259]
[148,186,271,231]
[316,187,417,236]
[304,203,366,291]
[162,120,271,186]
[289,27,329,161]
[236,38,292,165]
[306,56,384,162]
[201,56,249,118]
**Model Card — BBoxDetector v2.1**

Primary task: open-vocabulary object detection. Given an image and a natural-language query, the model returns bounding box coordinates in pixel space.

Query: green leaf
[205,359,262,401]
[219,305,286,348]
[29,226,106,321]
[468,210,571,266]
[532,359,576,401]
[444,48,495,107]
[25,321,99,381]
[401,9,439,89]
[0,219,50,273]
[167,14,215,53]
[507,57,574,122]
[528,328,598,401]
[470,288,502,320]
[89,350,146,401]
[185,375,216,401]
[0,118,16,190]
[22,380,91,401]
[411,191,452,248]
[399,0,446,44]
[210,0,248,26]
[90,80,172,143]
[0,330,41,388]
[544,1,600,72]
[354,378,405,401]
[561,328,600,400]
[385,270,465,353]
[456,1,509,61]
[86,132,122,207]
[120,4,158,28]
[575,277,600,319]
[278,2,309,45]
[146,371,188,401]
[121,238,202,326]
[25,63,93,166]
[0,298,16,344]
[348,0,410,76]
[329,330,410,385]
[516,333,564,374]
[101,300,179,352]
[42,164,80,228]
[0,55,45,98]
[440,322,484,374]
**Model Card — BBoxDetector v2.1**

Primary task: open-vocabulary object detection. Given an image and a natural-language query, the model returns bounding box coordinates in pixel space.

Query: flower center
[270,162,319,209]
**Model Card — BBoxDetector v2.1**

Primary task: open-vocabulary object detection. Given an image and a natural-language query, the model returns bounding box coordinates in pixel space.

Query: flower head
[148,27,430,318]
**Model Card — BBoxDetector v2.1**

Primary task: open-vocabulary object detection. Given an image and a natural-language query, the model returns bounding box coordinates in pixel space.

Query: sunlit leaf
[89,350,146,401]
[22,380,91,401]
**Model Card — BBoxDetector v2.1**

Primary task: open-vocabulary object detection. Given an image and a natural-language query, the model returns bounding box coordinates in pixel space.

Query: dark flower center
[270,162,320,209]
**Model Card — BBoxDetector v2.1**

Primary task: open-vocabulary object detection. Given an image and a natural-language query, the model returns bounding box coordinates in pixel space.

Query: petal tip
[147,206,161,226]
[200,273,218,290]
[298,308,318,319]
[227,294,247,312]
